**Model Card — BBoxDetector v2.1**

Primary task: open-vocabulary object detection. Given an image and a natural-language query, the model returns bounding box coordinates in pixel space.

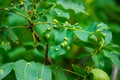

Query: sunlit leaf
[96,22,112,44]
[41,65,52,80]
[14,59,38,80]
[36,63,52,80]
[85,22,98,32]
[74,30,92,41]
[50,8,70,19]
[0,62,14,80]
[104,30,112,45]
[51,65,67,80]
[57,0,87,14]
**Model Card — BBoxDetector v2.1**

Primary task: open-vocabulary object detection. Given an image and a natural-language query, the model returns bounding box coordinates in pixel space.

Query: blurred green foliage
[0,0,120,80]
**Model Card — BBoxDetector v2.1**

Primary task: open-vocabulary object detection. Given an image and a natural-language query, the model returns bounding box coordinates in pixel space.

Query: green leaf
[22,41,35,47]
[96,22,112,44]
[14,59,38,80]
[36,63,52,80]
[92,54,105,69]
[0,62,14,80]
[48,29,73,58]
[6,26,19,43]
[72,64,87,76]
[66,30,74,45]
[36,63,42,80]
[15,28,33,42]
[85,22,98,32]
[55,29,66,44]
[103,57,112,75]
[92,52,112,75]
[34,24,47,36]
[34,24,54,43]
[57,0,87,14]
[74,30,92,41]
[46,14,54,23]
[104,30,112,45]
[33,48,44,58]
[74,41,95,48]
[110,44,120,54]
[103,50,120,68]
[54,29,73,45]
[8,47,26,59]
[50,8,70,19]
[41,65,52,80]
[8,13,28,26]
[0,0,13,8]
[48,44,66,58]
[77,53,91,59]
[51,65,67,80]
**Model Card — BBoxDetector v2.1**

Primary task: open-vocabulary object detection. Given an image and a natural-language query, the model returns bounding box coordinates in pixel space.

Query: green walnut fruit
[90,68,110,80]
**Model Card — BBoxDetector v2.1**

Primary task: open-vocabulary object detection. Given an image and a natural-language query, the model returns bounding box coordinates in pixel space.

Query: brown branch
[28,22,41,42]
[44,43,52,65]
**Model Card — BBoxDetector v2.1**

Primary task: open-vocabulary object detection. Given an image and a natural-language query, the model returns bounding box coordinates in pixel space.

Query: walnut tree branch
[44,43,52,65]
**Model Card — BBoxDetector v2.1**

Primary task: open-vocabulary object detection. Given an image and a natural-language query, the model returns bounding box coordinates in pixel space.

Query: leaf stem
[50,3,57,10]
[34,22,51,26]
[0,26,26,32]
[94,37,105,54]
[63,68,85,78]
[15,11,32,23]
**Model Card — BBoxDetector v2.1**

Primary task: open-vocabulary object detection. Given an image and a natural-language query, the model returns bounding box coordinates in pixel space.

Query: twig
[94,38,105,54]
[0,26,26,32]
[63,68,85,78]
[15,11,32,23]
[44,43,52,65]
[34,22,51,26]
